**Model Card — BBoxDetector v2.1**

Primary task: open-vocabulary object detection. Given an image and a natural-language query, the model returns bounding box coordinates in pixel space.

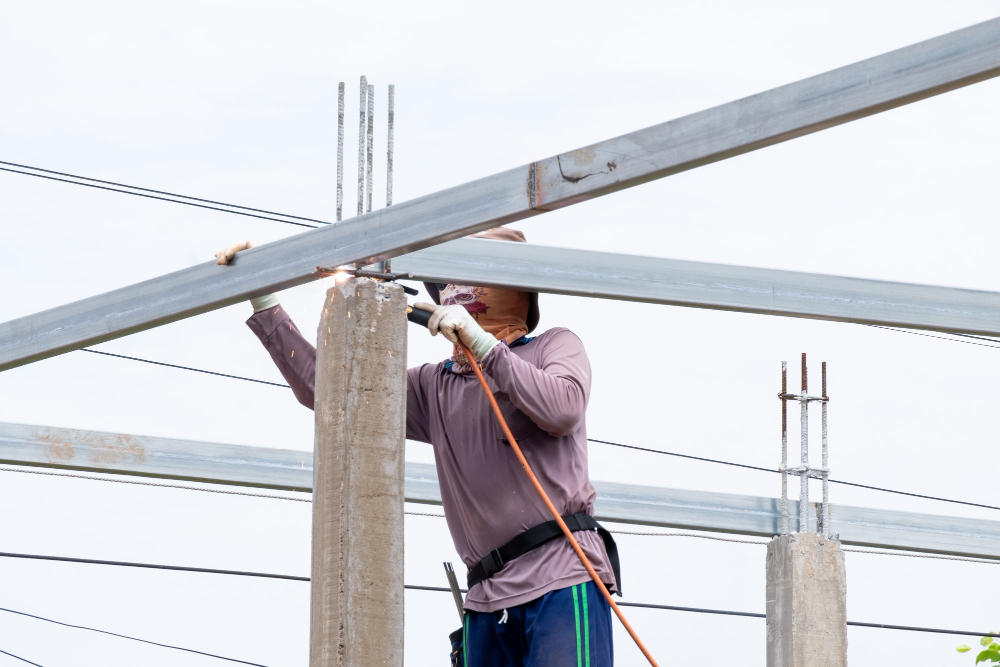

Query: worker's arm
[481,329,591,437]
[220,241,432,441]
[247,306,317,409]
[245,307,432,443]
[415,302,591,437]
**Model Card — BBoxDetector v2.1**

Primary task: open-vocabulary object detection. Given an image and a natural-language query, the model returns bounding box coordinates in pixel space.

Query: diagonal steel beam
[394,239,1000,335]
[4,17,1000,371]
[2,421,998,560]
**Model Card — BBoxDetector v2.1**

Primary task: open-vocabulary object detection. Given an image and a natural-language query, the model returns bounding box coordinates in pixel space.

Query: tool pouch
[449,627,464,667]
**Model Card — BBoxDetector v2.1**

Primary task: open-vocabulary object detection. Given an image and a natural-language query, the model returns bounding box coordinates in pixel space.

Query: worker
[218,227,619,666]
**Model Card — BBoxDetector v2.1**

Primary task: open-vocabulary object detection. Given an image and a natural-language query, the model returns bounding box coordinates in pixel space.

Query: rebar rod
[357,76,367,217]
[385,84,395,273]
[780,361,789,535]
[366,84,374,214]
[799,353,809,533]
[336,82,345,222]
[387,84,394,208]
[822,361,830,536]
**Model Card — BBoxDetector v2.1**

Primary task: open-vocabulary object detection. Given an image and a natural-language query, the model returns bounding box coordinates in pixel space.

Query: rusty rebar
[780,361,789,535]
[821,360,830,536]
[799,353,809,532]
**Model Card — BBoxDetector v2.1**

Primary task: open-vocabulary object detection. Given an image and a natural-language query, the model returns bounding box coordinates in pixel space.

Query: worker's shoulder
[527,327,585,349]
[408,360,447,377]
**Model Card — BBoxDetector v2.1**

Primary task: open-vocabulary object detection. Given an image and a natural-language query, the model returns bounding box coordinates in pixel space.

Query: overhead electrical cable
[404,586,1000,638]
[0,166,320,230]
[0,466,309,502]
[79,348,290,388]
[0,606,269,666]
[0,551,309,581]
[0,161,328,228]
[588,437,1000,512]
[953,332,1000,344]
[0,648,44,667]
[2,559,996,641]
[0,160,329,224]
[870,325,1000,350]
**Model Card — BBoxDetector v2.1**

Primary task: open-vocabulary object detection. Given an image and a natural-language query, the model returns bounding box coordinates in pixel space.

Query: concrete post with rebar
[768,355,845,667]
[310,277,407,666]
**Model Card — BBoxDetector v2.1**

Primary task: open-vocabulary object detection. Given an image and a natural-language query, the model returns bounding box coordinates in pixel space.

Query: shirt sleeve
[246,306,317,409]
[247,305,434,443]
[405,365,434,444]
[480,329,592,437]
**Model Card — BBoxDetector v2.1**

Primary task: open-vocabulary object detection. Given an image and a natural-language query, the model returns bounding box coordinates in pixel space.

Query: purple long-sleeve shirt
[247,306,615,612]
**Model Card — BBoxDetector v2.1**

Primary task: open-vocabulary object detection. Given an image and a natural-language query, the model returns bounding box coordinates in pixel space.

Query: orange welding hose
[457,340,659,667]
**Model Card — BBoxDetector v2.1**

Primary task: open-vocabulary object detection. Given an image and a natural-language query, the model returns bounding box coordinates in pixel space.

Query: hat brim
[423,282,539,335]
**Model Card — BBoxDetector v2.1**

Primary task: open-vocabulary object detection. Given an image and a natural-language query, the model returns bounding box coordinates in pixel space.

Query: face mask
[440,284,530,372]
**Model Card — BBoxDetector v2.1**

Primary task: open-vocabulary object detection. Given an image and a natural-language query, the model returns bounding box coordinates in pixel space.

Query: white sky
[2,1,999,665]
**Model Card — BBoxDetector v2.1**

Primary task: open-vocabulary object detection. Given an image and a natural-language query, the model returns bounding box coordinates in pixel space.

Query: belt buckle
[481,548,504,577]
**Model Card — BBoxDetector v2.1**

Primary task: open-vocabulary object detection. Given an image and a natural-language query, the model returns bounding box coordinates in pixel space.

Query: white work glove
[414,302,499,361]
[215,241,279,313]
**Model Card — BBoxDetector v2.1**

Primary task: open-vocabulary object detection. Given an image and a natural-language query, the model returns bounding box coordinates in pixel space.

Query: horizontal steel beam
[0,421,314,492]
[3,422,998,560]
[395,239,1000,335]
[5,18,1000,371]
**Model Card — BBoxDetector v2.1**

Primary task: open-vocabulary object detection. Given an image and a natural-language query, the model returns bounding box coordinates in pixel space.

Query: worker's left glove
[413,303,499,361]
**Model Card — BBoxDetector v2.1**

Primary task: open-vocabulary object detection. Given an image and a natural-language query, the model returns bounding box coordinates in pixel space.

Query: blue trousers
[457,581,614,667]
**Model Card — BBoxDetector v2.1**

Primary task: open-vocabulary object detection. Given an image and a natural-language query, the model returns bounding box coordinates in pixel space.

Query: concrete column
[310,278,406,667]
[766,533,848,667]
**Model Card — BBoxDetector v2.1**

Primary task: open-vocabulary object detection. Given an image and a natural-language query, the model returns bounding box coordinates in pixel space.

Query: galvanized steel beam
[395,239,1000,335]
[5,17,1000,371]
[2,421,998,560]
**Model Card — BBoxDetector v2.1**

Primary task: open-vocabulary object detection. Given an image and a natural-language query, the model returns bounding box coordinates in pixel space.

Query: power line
[870,325,1000,350]
[0,160,328,224]
[588,438,775,474]
[79,348,290,388]
[588,437,1000,512]
[954,332,1000,344]
[0,167,320,230]
[0,606,269,666]
[406,514,1000,566]
[404,585,1000,638]
[0,466,309,502]
[4,551,997,639]
[0,551,308,581]
[0,472,995,567]
[0,160,329,228]
[0,648,43,667]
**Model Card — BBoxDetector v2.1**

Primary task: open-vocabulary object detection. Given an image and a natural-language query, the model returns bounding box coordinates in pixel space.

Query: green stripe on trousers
[572,585,582,667]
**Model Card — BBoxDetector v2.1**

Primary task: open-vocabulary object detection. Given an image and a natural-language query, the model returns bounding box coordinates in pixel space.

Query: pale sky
[2,2,1000,665]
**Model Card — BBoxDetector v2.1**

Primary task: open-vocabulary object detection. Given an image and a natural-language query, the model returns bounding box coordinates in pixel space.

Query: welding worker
[218,227,619,666]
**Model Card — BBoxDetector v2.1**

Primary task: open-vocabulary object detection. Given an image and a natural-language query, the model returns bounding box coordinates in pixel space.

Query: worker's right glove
[215,241,279,313]
[413,302,499,361]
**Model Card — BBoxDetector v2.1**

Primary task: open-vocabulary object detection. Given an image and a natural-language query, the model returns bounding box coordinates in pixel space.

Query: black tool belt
[466,512,622,594]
